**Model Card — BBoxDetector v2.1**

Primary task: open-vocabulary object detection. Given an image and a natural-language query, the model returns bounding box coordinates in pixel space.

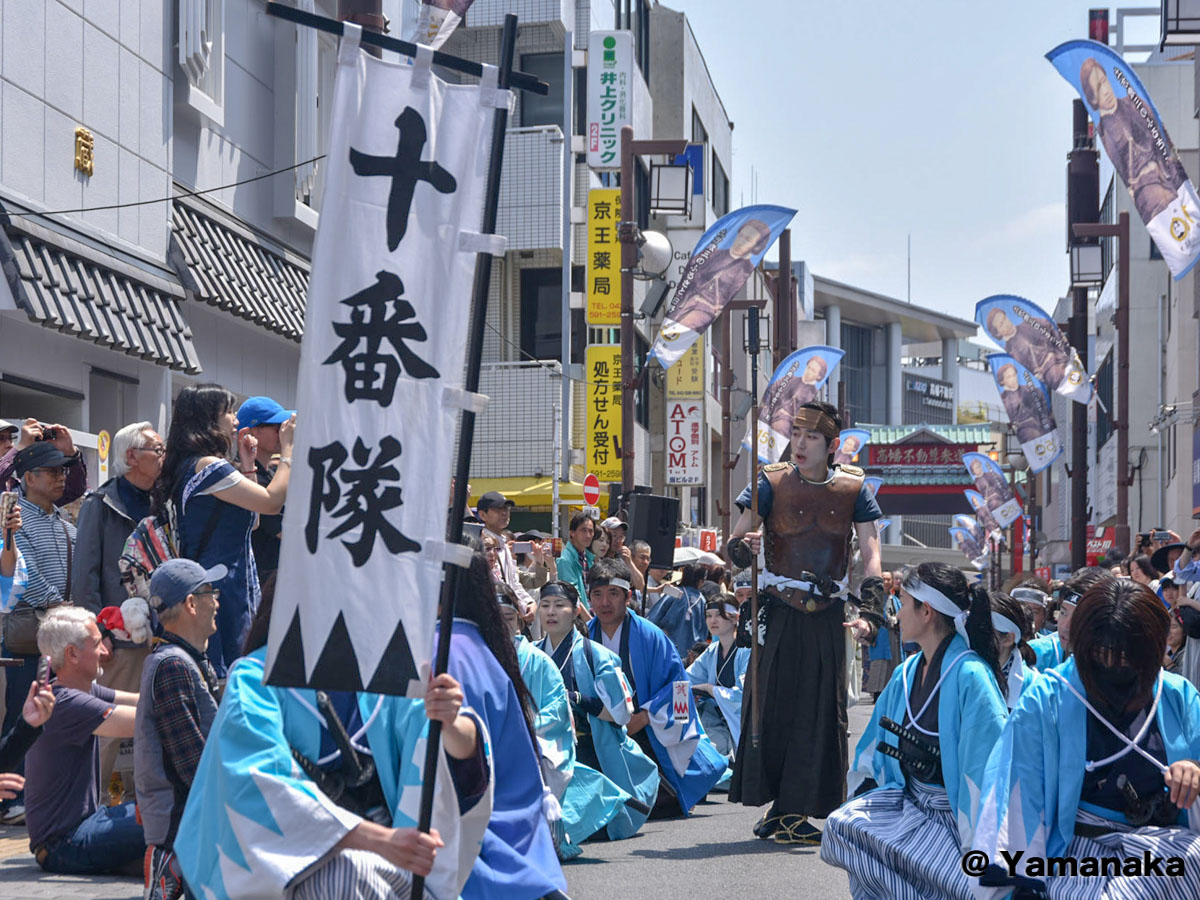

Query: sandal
[753,810,783,839]
[772,814,822,845]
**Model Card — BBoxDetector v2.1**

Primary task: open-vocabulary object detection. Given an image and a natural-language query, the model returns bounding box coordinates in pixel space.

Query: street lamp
[1069,242,1104,287]
[1073,213,1131,558]
[619,126,689,497]
[1162,0,1200,45]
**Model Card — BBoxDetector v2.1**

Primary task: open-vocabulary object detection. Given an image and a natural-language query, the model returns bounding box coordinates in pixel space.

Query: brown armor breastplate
[763,464,864,582]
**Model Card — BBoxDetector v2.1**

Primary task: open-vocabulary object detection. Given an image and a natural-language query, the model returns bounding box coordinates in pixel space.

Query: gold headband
[792,408,839,440]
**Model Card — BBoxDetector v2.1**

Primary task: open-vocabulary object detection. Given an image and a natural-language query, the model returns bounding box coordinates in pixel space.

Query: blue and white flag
[744,345,844,463]
[864,476,883,498]
[988,353,1063,474]
[963,452,1021,527]
[949,525,988,570]
[834,428,871,466]
[1048,40,1200,280]
[649,205,795,369]
[976,295,1091,404]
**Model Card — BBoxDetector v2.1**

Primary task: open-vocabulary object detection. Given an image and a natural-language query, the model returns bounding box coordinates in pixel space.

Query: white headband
[991,612,1022,639]
[1004,647,1027,710]
[1012,588,1049,608]
[905,577,969,643]
[592,577,631,593]
[722,602,738,618]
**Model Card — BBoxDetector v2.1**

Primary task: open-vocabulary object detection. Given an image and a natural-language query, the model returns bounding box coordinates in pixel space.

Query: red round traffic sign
[583,473,601,506]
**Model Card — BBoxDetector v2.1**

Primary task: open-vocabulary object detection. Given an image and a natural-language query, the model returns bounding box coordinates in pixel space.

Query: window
[840,323,873,425]
[635,335,650,428]
[635,163,650,230]
[1099,182,1115,283]
[178,0,225,124]
[632,0,651,81]
[519,267,586,363]
[520,53,565,128]
[1096,350,1114,448]
[712,153,729,217]
[692,108,708,199]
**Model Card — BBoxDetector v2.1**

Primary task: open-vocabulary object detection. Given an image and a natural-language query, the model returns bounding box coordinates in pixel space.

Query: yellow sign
[585,344,622,482]
[586,189,621,326]
[97,429,111,481]
[666,335,705,399]
[74,127,95,177]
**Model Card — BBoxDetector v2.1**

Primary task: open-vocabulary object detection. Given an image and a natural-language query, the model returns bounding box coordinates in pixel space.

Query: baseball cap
[13,442,77,477]
[476,491,514,510]
[236,396,295,430]
[148,559,228,611]
[599,516,628,531]
[0,419,17,435]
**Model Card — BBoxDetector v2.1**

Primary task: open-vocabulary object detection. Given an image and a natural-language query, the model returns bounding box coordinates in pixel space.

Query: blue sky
[674,1,1167,323]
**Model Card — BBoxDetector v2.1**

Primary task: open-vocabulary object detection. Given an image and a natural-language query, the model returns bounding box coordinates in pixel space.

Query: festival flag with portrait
[743,345,844,463]
[1048,40,1200,280]
[949,526,989,570]
[952,514,988,546]
[833,428,871,466]
[265,27,508,695]
[975,295,1091,404]
[964,490,1002,535]
[963,453,1022,528]
[864,476,883,498]
[648,205,796,369]
[987,353,1063,474]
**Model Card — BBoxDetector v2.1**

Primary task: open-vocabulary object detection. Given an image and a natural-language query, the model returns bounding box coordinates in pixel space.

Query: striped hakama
[1041,810,1200,900]
[821,779,973,900]
[290,849,421,900]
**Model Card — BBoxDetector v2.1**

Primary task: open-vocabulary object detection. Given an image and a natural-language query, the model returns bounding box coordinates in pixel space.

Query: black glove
[569,692,604,719]
[727,537,753,569]
[856,575,887,633]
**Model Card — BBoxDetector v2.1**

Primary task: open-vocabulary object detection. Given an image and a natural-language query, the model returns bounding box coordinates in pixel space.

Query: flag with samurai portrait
[266,27,509,695]
[963,452,1022,528]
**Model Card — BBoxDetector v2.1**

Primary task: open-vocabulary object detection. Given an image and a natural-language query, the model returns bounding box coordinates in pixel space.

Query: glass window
[840,323,873,425]
[1096,350,1114,448]
[712,152,729,217]
[520,53,565,128]
[519,267,586,364]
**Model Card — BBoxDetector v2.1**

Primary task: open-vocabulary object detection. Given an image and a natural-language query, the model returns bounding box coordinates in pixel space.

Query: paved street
[0,703,871,899]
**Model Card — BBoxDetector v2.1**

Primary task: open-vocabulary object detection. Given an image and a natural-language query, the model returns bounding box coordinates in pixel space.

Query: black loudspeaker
[628,493,680,570]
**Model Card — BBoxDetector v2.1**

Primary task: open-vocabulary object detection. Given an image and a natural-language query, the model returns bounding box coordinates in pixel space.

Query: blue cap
[236,396,294,430]
[148,559,228,611]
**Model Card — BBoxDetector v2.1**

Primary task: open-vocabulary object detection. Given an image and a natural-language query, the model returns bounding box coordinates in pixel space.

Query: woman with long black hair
[152,384,294,676]
[991,591,1037,710]
[438,549,568,900]
[821,562,1008,899]
[972,577,1200,900]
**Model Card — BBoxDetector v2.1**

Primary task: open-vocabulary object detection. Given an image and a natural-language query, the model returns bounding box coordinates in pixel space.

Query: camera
[35,423,58,441]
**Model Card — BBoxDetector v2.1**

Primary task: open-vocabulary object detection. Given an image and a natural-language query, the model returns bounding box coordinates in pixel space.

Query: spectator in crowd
[135,558,224,900]
[1165,607,1187,675]
[588,522,611,563]
[599,517,645,595]
[514,531,556,595]
[0,680,56,801]
[235,396,294,583]
[629,539,652,613]
[25,606,143,875]
[475,492,535,627]
[1129,554,1160,592]
[0,419,88,501]
[586,557,727,818]
[647,562,709,659]
[72,422,164,787]
[151,384,294,678]
[1,441,80,823]
[0,420,16,458]
[863,572,903,701]
[557,512,596,610]
[1,497,20,580]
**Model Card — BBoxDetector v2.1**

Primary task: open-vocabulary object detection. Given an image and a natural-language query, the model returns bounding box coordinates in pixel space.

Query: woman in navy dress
[151,384,295,677]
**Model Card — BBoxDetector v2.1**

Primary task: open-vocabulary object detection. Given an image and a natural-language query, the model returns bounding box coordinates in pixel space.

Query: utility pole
[1066,99,1098,570]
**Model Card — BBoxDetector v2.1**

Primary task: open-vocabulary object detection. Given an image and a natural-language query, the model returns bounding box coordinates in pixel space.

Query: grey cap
[148,558,228,611]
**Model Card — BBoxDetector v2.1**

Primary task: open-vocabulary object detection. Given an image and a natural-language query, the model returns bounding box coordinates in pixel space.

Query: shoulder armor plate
[763,462,791,472]
[838,464,865,477]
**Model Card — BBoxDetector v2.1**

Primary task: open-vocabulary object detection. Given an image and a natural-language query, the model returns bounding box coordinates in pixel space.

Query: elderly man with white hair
[23,606,143,875]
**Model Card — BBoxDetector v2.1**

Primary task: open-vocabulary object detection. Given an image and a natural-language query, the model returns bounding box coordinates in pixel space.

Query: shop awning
[468,477,609,512]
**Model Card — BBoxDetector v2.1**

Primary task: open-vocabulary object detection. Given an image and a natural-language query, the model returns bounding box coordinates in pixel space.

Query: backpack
[117,494,224,600]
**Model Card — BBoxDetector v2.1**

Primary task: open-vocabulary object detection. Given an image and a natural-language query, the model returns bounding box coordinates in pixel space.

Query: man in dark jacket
[71,421,163,790]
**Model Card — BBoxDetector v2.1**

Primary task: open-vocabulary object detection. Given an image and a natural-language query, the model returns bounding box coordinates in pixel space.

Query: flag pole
[747,306,762,749]
[410,14,518,900]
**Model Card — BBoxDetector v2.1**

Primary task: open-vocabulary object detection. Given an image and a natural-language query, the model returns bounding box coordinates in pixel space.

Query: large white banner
[267,27,504,695]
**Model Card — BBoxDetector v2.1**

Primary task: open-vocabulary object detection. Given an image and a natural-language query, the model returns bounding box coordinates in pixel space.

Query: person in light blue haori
[1029,568,1112,673]
[820,562,1008,900]
[970,577,1200,900]
[175,593,492,900]
[647,563,709,660]
[536,582,658,846]
[990,591,1037,711]
[686,596,750,759]
[586,558,727,819]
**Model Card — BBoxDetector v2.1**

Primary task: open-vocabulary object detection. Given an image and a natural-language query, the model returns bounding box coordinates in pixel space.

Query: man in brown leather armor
[725,401,887,845]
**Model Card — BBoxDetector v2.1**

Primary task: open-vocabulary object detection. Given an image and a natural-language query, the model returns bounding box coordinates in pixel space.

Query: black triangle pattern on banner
[366,617,419,695]
[309,613,365,691]
[264,607,311,687]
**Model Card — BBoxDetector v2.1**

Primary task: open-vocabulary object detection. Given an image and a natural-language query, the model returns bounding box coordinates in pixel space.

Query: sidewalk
[0,825,140,899]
